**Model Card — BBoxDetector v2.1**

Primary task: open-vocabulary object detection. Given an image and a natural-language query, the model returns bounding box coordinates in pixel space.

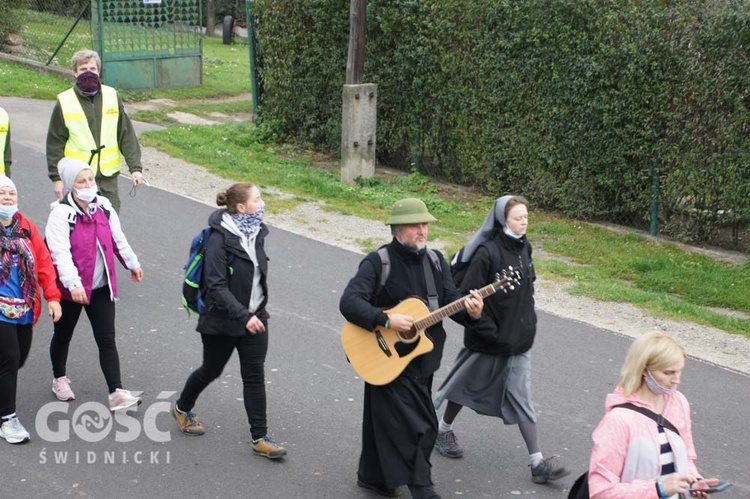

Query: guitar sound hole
[394,336,421,357]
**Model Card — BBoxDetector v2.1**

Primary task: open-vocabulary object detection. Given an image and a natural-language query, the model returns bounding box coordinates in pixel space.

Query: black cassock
[340,240,472,488]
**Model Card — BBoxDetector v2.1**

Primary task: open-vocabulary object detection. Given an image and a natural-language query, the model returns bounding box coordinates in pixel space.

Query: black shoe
[357,478,401,497]
[531,455,570,484]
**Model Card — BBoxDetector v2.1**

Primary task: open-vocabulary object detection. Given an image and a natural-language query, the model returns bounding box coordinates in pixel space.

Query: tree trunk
[205,0,216,37]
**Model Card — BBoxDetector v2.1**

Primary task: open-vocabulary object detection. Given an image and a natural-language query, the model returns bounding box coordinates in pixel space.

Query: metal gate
[93,0,203,90]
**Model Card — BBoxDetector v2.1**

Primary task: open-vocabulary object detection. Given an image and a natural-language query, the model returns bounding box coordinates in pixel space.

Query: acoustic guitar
[341,271,519,385]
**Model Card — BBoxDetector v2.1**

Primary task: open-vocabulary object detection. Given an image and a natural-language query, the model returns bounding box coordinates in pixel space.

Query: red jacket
[15,212,62,324]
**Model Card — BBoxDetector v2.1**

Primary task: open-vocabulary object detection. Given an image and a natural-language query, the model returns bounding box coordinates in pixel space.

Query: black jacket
[197,209,270,336]
[459,231,537,355]
[339,239,475,378]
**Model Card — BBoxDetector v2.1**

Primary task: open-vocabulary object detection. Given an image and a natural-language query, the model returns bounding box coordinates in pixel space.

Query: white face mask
[75,185,98,203]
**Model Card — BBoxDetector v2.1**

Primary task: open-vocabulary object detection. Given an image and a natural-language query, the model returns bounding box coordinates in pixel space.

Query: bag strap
[375,246,441,309]
[422,253,439,311]
[377,246,390,290]
[613,402,680,435]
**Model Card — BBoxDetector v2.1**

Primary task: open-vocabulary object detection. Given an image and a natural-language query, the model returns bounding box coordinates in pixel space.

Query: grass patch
[141,121,468,225]
[532,216,749,313]
[0,62,69,99]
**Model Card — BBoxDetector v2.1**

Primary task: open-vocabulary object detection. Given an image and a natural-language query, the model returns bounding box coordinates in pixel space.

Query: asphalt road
[2,97,748,498]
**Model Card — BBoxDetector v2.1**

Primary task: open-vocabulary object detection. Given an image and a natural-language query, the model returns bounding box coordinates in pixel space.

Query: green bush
[254,0,749,249]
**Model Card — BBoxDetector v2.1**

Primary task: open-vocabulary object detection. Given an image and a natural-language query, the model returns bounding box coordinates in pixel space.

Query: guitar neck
[414,278,506,331]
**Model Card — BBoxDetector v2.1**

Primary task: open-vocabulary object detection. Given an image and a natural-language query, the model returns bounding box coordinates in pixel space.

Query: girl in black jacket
[433,196,568,484]
[171,183,286,459]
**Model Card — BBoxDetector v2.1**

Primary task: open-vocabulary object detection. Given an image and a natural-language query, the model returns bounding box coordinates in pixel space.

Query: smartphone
[688,481,732,493]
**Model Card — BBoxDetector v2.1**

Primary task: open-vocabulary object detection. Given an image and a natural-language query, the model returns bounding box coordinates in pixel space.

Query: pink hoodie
[588,387,700,499]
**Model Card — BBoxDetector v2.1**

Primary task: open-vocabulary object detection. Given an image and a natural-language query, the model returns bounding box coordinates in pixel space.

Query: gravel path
[138,145,750,376]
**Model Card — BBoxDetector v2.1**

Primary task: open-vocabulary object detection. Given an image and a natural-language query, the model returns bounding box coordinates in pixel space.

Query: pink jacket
[588,387,700,499]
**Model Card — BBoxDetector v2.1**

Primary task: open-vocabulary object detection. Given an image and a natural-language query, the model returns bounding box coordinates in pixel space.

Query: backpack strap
[422,253,439,311]
[375,246,442,307]
[612,403,680,435]
[377,246,390,290]
[479,240,502,279]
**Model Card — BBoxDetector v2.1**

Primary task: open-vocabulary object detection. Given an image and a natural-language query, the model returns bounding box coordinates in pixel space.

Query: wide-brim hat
[385,198,437,225]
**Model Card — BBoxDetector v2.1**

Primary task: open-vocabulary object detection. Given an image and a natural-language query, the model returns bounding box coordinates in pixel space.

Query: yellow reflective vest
[0,107,9,175]
[57,85,122,176]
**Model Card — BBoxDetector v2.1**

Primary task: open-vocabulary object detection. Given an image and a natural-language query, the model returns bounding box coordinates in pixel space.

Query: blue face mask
[504,226,523,239]
[0,204,18,220]
[644,370,677,395]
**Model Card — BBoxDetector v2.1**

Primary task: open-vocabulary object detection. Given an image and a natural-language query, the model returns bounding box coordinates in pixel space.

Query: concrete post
[340,83,377,184]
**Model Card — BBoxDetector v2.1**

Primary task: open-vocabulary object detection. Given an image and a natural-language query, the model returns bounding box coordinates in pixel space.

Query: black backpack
[449,240,502,290]
[567,403,681,499]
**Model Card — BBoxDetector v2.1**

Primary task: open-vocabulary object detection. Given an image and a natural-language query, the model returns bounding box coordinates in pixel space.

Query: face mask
[230,201,265,237]
[0,204,18,220]
[75,185,98,203]
[504,226,523,239]
[644,370,677,395]
[76,71,100,95]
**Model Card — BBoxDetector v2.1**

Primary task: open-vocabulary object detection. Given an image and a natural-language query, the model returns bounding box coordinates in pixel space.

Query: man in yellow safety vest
[0,106,12,177]
[46,49,147,212]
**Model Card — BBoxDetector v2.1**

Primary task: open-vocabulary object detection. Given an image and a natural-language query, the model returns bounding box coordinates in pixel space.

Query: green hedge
[254,0,749,248]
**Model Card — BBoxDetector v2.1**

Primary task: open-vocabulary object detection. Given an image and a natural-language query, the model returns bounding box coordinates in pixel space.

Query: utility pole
[340,0,377,184]
[345,0,366,84]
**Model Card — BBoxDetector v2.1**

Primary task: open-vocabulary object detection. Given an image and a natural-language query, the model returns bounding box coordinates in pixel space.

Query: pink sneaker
[108,389,142,411]
[52,376,75,401]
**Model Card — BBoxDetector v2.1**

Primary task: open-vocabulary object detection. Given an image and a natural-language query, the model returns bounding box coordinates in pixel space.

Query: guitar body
[341,297,434,386]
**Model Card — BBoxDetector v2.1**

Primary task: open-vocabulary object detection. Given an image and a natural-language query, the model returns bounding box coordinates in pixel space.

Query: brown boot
[171,402,204,435]
[252,434,287,459]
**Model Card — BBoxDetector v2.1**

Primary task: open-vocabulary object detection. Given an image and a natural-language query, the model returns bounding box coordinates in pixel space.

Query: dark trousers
[0,322,33,418]
[177,329,269,440]
[97,173,120,213]
[50,287,122,393]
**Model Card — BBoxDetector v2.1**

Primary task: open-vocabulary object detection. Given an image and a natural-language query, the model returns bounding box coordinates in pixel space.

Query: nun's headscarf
[452,195,512,265]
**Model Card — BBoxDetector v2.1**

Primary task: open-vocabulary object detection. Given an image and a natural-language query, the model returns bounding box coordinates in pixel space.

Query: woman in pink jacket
[588,332,719,498]
[45,158,143,412]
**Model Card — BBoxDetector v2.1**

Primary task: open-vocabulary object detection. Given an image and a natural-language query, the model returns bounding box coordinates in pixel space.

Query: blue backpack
[182,227,234,316]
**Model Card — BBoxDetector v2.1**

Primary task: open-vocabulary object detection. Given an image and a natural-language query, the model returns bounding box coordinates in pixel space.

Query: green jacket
[46,86,142,182]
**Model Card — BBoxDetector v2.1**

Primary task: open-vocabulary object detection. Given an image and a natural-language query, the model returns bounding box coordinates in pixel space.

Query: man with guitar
[339,198,484,499]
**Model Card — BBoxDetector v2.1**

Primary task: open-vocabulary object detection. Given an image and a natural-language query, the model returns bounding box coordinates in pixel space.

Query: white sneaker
[108,389,142,411]
[0,417,31,444]
[52,376,75,401]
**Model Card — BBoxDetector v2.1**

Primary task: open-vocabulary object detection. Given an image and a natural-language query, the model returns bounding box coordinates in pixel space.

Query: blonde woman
[589,332,720,498]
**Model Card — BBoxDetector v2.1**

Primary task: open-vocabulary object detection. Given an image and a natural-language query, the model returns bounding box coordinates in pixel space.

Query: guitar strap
[422,254,440,311]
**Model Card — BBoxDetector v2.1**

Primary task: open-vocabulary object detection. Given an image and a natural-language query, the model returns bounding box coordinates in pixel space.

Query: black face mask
[76,71,100,95]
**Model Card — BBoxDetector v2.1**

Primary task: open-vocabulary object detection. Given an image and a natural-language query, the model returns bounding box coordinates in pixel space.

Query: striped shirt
[658,425,677,499]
